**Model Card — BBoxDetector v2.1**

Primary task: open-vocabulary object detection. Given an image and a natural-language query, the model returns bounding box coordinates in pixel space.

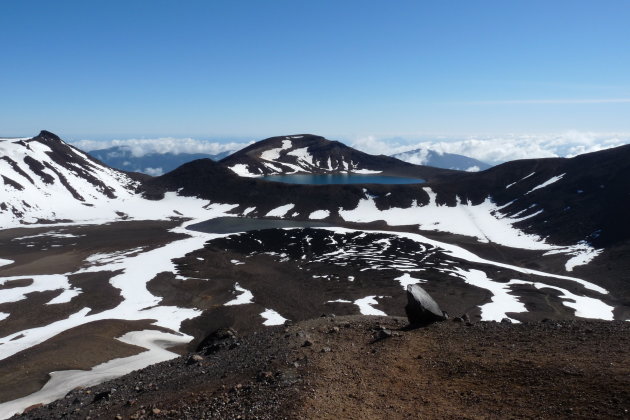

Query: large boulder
[405,284,447,326]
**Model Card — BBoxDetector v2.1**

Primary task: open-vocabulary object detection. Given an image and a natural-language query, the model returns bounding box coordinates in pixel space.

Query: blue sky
[1,0,629,140]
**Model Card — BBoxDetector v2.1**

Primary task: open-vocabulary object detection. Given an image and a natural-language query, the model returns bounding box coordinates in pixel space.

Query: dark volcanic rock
[404,284,447,326]
[220,134,456,179]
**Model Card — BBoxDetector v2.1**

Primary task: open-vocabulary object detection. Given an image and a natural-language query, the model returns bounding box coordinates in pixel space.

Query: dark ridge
[1,156,35,185]
[427,144,630,247]
[1,175,24,191]
[42,161,85,202]
[220,134,458,181]
[22,156,55,184]
[147,143,630,248]
[143,158,433,219]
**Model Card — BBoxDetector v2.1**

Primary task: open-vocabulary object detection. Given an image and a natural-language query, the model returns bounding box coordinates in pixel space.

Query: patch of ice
[0,259,13,268]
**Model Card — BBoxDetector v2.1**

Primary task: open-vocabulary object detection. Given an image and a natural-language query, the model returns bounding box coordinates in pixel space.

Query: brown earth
[0,220,185,277]
[14,316,630,419]
[0,319,168,404]
[0,220,189,405]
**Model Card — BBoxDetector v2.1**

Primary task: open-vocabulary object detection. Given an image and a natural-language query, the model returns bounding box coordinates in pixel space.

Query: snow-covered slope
[393,148,492,172]
[219,134,454,180]
[0,131,141,226]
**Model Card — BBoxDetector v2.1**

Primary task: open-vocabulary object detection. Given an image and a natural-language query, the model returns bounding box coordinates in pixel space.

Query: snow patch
[309,210,330,220]
[229,164,259,177]
[242,207,256,216]
[354,296,387,316]
[526,173,565,195]
[260,308,287,326]
[260,140,292,161]
[0,329,188,419]
[224,283,254,306]
[339,187,552,250]
[450,268,526,322]
[395,273,426,289]
[265,204,295,218]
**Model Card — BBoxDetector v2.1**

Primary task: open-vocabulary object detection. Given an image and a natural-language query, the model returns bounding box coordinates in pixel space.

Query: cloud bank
[69,131,630,166]
[349,131,630,165]
[70,137,252,157]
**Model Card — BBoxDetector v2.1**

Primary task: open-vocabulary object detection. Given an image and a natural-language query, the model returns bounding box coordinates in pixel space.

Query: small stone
[501,318,513,324]
[152,407,161,415]
[186,354,204,365]
[256,371,274,382]
[328,326,340,334]
[321,347,332,353]
[115,415,123,420]
[376,329,393,340]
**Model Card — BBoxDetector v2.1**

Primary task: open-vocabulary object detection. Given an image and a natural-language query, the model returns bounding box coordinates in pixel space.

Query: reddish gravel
[15,316,630,420]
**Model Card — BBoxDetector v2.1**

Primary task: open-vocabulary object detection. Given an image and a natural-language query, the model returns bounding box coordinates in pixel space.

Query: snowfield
[337,187,602,270]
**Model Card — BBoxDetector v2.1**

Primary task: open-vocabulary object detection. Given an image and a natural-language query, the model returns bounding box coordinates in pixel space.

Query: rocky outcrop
[404,284,447,326]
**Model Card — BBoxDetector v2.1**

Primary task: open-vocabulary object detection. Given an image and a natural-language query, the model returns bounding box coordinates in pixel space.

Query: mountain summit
[0,131,140,225]
[220,134,455,180]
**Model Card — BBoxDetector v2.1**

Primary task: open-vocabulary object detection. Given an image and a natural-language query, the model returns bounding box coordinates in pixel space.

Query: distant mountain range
[88,146,232,175]
[392,148,492,172]
[86,139,492,176]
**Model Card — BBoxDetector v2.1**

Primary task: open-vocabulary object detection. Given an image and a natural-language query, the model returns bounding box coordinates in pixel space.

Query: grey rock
[375,328,393,340]
[404,284,447,326]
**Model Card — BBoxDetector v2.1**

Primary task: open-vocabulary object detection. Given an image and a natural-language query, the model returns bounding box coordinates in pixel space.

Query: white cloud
[70,137,252,157]
[68,131,630,166]
[349,131,630,165]
[143,167,164,176]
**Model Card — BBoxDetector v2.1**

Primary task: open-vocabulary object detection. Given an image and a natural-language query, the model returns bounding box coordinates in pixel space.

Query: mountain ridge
[219,134,458,180]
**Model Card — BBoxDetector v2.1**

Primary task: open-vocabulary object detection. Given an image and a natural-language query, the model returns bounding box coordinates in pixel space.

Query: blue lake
[261,174,424,185]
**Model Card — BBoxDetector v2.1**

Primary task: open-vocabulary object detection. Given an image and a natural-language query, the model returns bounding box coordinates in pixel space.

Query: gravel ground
[14,316,630,420]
